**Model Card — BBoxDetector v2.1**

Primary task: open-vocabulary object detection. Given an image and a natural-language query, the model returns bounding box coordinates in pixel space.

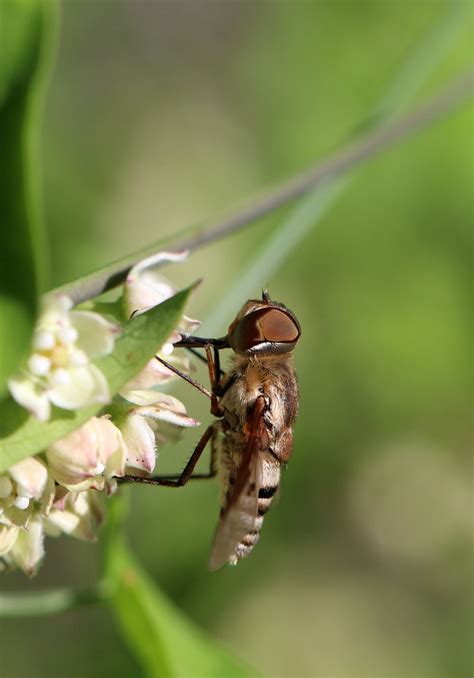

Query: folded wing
[208,396,266,570]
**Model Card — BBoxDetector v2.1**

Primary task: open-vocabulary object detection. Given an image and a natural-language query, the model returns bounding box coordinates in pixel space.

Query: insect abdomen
[229,455,281,565]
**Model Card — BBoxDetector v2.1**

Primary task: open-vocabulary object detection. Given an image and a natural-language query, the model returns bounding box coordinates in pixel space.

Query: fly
[120,290,301,569]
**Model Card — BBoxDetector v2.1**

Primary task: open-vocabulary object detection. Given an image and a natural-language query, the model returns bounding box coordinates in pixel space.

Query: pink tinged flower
[123,250,200,332]
[45,490,104,541]
[137,393,201,428]
[123,250,190,317]
[9,457,49,502]
[9,518,44,577]
[121,412,157,473]
[0,458,55,529]
[118,391,199,474]
[46,416,126,492]
[8,293,120,421]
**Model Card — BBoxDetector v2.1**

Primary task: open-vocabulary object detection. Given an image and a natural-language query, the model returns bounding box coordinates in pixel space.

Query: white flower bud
[161,342,174,356]
[33,331,55,351]
[56,326,79,345]
[13,496,30,510]
[28,354,51,376]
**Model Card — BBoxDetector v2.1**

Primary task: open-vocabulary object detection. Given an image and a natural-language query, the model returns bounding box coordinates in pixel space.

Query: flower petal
[71,310,121,357]
[122,413,157,473]
[121,358,177,394]
[46,417,125,491]
[181,314,201,334]
[140,406,201,428]
[47,417,104,487]
[9,457,49,500]
[137,394,201,428]
[96,417,126,479]
[10,519,44,576]
[38,294,73,327]
[49,364,110,410]
[0,524,19,556]
[144,392,187,413]
[123,250,188,316]
[8,375,51,421]
[46,493,98,541]
[120,389,169,407]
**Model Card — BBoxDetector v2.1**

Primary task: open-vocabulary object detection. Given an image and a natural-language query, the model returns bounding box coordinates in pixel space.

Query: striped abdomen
[224,448,281,566]
[214,354,298,567]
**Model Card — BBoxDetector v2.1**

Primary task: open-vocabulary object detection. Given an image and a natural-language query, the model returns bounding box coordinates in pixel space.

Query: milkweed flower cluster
[8,294,120,422]
[2,252,200,575]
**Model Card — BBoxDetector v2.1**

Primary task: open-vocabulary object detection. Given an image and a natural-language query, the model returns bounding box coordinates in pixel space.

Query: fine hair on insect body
[120,290,301,570]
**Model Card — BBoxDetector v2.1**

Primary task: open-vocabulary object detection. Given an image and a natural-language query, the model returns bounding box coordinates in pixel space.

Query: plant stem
[56,68,474,306]
[0,584,106,617]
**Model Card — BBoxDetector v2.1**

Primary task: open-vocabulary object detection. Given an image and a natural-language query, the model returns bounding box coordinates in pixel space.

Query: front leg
[204,345,223,417]
[119,423,216,487]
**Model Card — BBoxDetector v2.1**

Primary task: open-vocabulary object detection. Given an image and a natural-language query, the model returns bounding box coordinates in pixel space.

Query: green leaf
[111,551,254,678]
[104,497,255,678]
[0,0,58,392]
[0,286,192,473]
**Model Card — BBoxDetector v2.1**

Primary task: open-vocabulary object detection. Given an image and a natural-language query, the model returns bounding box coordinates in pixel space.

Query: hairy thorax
[218,354,298,483]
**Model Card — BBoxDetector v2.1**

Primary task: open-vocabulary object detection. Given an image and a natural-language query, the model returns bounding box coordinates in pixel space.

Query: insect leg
[203,344,222,417]
[155,356,213,400]
[175,335,229,405]
[119,423,216,487]
[175,335,229,350]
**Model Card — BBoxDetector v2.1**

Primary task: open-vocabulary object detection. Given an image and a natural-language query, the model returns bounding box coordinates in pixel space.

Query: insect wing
[208,398,266,570]
[208,442,263,570]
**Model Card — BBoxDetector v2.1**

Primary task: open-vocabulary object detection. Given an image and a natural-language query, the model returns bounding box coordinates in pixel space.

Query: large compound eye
[229,307,300,353]
[260,309,299,343]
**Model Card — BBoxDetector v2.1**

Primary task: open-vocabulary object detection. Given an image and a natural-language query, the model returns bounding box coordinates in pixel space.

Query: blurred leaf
[0,286,192,473]
[104,497,254,678]
[202,3,470,335]
[0,0,57,392]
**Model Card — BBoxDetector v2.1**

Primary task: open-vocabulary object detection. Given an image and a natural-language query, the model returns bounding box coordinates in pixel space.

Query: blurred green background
[1,1,472,676]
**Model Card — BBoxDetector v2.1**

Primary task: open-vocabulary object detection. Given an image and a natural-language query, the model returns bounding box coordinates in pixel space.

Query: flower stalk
[0,584,107,617]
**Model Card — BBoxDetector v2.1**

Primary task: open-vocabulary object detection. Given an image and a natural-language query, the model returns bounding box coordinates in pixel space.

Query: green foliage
[0,3,471,677]
[0,0,57,392]
[0,287,192,472]
[109,552,254,678]
[104,495,255,678]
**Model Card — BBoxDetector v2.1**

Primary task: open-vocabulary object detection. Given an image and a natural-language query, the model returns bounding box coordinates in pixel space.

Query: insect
[121,291,301,569]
